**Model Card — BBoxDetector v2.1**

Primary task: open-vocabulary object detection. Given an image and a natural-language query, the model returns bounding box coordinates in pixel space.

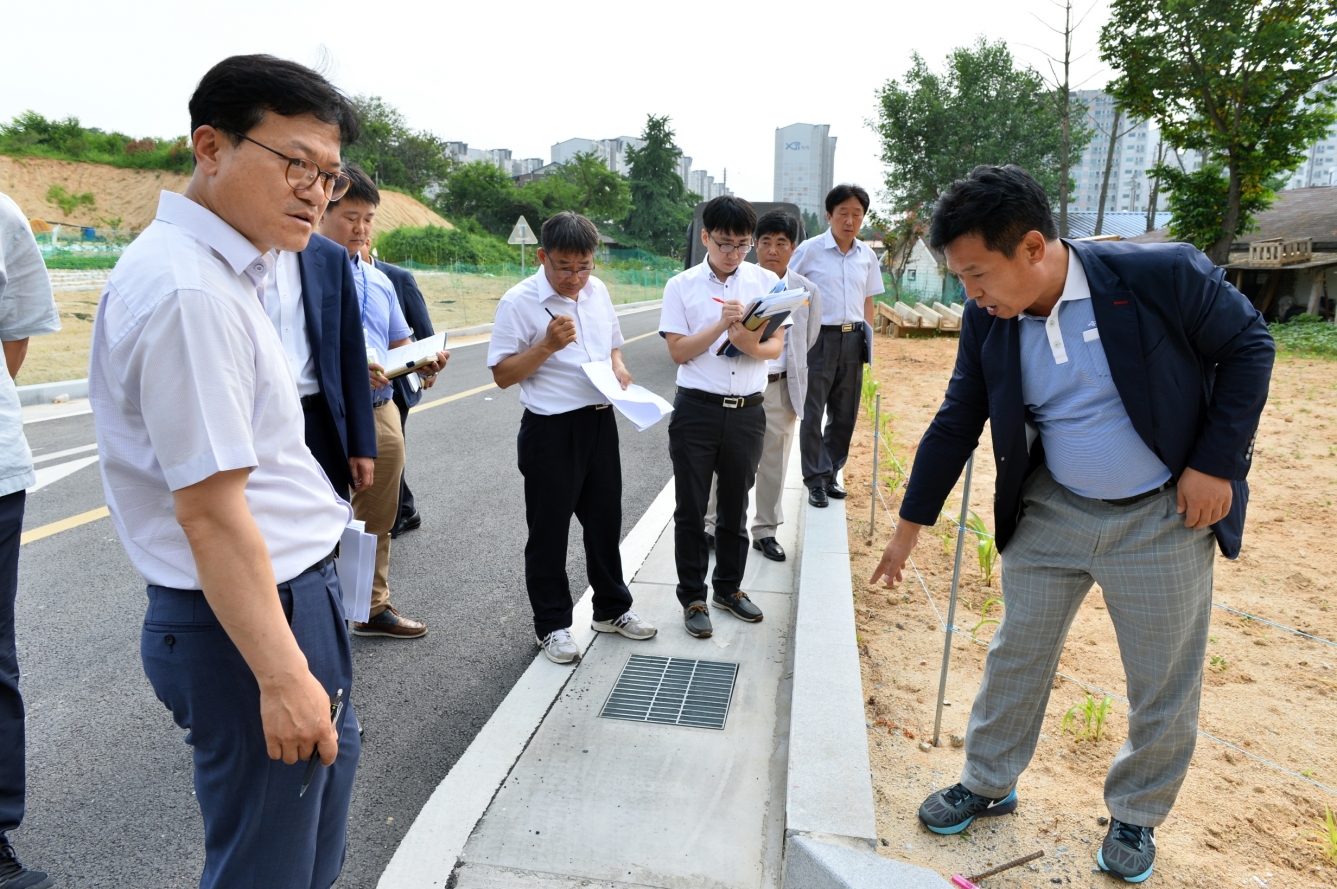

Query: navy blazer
[900,239,1274,559]
[298,234,378,489]
[376,260,435,410]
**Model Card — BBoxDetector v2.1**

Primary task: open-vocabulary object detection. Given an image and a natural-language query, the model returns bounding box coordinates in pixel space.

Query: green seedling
[1310,806,1337,863]
[972,597,1005,637]
[1209,636,1219,643]
[965,511,999,586]
[1210,655,1228,671]
[1061,693,1113,741]
[1301,768,1315,778]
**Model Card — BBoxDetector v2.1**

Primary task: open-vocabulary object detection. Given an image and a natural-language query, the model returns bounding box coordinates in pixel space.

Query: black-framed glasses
[709,233,753,256]
[552,264,595,279]
[228,131,352,201]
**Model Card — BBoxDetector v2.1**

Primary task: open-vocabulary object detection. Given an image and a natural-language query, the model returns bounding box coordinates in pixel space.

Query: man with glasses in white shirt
[660,196,781,639]
[89,55,363,888]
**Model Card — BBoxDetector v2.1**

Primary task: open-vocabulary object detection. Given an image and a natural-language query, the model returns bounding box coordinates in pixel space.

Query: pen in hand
[299,688,344,798]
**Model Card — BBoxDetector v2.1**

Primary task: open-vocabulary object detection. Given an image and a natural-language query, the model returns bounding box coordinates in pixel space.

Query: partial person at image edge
[870,164,1274,884]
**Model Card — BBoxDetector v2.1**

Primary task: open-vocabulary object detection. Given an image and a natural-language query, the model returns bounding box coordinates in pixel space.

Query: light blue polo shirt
[352,253,412,365]
[1019,248,1171,500]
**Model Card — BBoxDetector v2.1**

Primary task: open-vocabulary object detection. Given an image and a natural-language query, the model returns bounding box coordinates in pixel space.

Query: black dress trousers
[667,392,766,607]
[517,406,633,637]
[801,326,865,488]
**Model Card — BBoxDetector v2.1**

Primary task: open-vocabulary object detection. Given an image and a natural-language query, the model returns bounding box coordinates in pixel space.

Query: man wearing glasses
[89,56,362,887]
[660,196,782,638]
[489,212,656,664]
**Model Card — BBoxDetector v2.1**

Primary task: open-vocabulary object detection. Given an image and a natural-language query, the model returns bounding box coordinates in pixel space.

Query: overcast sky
[2,0,1115,212]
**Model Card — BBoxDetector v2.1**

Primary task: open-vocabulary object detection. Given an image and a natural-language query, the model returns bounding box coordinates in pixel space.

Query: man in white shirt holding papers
[489,212,657,665]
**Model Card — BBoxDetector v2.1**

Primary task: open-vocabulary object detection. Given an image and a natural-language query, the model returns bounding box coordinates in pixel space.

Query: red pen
[712,297,726,303]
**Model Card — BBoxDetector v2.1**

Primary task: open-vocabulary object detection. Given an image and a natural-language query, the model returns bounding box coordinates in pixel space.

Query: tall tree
[1101,0,1337,262]
[873,39,1085,214]
[622,115,696,258]
[1033,0,1098,236]
[344,95,455,198]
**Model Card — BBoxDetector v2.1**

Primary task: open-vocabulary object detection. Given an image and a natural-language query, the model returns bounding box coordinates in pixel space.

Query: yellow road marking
[21,506,110,546]
[409,382,498,414]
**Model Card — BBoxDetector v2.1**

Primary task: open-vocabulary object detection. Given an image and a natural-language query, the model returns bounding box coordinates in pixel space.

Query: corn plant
[971,597,1005,637]
[1210,655,1228,672]
[965,511,999,586]
[1061,694,1114,741]
[1310,806,1337,863]
[861,375,879,416]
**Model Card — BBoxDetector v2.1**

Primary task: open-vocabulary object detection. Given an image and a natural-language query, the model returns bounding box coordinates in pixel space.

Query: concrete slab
[782,836,951,889]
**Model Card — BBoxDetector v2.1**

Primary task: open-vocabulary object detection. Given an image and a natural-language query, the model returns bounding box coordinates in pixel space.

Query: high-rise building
[551,136,646,175]
[679,156,692,189]
[774,123,836,217]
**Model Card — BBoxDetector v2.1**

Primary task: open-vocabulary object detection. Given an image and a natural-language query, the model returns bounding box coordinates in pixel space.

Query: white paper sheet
[580,360,674,432]
[336,519,376,622]
[382,332,448,379]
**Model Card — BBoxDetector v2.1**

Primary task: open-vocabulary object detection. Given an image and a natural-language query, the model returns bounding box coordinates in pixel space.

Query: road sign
[508,216,539,277]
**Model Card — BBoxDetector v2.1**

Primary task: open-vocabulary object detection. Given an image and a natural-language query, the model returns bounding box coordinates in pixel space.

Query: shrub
[374,225,517,268]
[1270,319,1337,359]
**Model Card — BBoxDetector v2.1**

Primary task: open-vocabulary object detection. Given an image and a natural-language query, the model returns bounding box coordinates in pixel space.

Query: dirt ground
[842,334,1337,888]
[416,271,663,331]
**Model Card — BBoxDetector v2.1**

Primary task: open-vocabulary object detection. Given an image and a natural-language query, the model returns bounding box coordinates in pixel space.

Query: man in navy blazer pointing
[871,166,1273,883]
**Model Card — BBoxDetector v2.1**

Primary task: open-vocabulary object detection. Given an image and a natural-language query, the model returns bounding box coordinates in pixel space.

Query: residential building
[1284,86,1337,189]
[444,142,541,177]
[774,123,836,218]
[1068,91,1162,214]
[679,156,692,190]
[551,136,646,175]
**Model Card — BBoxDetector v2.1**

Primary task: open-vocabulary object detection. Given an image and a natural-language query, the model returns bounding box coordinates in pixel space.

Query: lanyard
[358,260,370,325]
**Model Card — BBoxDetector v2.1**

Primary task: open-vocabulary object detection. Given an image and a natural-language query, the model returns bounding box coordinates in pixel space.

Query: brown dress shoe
[352,603,428,638]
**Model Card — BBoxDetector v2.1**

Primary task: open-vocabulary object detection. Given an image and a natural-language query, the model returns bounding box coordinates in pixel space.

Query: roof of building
[1061,212,1171,240]
[1133,187,1337,250]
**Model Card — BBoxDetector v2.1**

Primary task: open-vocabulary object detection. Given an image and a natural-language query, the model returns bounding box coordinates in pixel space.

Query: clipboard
[382,332,447,379]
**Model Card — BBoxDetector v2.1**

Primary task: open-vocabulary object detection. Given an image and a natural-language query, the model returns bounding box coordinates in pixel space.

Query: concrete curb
[784,835,951,889]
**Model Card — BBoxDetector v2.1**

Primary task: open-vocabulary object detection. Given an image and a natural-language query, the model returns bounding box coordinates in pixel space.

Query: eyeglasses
[228,131,352,201]
[709,233,753,256]
[552,264,594,279]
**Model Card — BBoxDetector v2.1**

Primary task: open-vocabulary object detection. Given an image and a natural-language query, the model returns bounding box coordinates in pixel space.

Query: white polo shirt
[790,228,884,325]
[488,269,625,416]
[89,192,351,589]
[264,251,320,397]
[659,260,779,396]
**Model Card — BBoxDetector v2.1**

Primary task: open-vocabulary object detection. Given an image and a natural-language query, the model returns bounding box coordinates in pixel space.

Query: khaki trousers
[705,377,797,540]
[351,401,405,617]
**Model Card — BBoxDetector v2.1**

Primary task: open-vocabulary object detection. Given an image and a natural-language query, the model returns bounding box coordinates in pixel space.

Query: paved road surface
[12,306,678,887]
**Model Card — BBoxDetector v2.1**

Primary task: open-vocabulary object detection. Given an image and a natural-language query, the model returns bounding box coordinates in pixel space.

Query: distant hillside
[0,155,453,233]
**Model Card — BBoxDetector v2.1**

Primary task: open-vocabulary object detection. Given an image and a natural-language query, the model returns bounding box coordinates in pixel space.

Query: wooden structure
[874,301,963,337]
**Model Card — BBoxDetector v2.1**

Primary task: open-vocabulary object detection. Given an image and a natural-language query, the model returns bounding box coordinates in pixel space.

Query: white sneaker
[592,609,658,640]
[537,628,580,664]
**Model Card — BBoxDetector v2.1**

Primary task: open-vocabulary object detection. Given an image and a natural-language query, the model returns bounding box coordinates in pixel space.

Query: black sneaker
[1097,820,1155,883]
[0,836,53,889]
[917,783,1018,834]
[712,590,763,622]
[683,601,713,638]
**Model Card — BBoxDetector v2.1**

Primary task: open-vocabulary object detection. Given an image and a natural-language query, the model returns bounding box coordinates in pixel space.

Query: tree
[622,115,696,258]
[432,161,538,236]
[1101,0,1337,262]
[343,95,454,198]
[522,151,631,224]
[873,39,1084,214]
[1031,0,1098,235]
[801,209,827,236]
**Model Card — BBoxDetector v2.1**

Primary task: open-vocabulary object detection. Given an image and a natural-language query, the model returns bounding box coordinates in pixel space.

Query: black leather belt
[822,322,864,333]
[373,399,393,409]
[676,387,765,409]
[303,547,338,576]
[1101,480,1173,506]
[767,371,787,383]
[300,394,323,412]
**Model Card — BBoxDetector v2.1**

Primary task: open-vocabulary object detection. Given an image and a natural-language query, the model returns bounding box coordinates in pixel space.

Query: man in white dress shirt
[660,196,782,638]
[489,212,656,664]
[88,56,361,888]
[790,184,885,508]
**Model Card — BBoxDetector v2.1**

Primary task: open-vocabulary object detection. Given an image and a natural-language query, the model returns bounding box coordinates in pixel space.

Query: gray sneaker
[1097,820,1155,883]
[537,628,579,664]
[592,609,657,640]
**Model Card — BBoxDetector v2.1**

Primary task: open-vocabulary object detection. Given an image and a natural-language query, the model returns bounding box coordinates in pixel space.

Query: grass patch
[1270,316,1337,359]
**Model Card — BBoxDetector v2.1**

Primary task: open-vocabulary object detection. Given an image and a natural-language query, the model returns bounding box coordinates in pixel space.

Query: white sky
[2,0,1115,214]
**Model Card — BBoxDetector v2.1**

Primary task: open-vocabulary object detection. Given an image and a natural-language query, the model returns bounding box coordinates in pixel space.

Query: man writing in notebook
[660,196,782,638]
[489,212,656,664]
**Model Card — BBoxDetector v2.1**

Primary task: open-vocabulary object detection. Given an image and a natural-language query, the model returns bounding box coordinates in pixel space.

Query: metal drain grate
[599,655,738,730]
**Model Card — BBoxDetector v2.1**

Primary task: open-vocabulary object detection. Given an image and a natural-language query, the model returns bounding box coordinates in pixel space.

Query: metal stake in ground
[933,451,974,748]
[868,392,881,540]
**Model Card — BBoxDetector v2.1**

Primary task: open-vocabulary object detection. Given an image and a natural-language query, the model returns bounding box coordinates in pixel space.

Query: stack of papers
[336,520,376,622]
[716,284,809,357]
[581,360,674,432]
[382,332,448,379]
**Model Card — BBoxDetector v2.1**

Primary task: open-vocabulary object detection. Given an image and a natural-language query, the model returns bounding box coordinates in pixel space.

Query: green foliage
[45,185,95,216]
[873,39,1087,214]
[42,252,119,269]
[432,161,537,236]
[971,597,1004,637]
[0,111,192,173]
[374,224,517,267]
[802,209,827,236]
[343,96,455,198]
[1100,0,1337,262]
[1209,655,1229,671]
[622,115,697,258]
[1062,693,1114,741]
[1269,318,1337,358]
[964,510,999,585]
[1153,161,1277,251]
[1310,805,1337,862]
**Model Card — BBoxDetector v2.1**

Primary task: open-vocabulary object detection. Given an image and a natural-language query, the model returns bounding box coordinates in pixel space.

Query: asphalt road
[12,305,678,887]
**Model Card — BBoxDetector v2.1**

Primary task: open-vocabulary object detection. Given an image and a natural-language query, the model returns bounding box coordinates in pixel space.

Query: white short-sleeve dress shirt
[263,251,319,397]
[659,260,780,396]
[89,192,351,589]
[790,229,885,325]
[0,193,61,497]
[487,270,625,416]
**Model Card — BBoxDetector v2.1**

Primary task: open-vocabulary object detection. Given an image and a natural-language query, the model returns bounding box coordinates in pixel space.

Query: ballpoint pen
[299,688,344,797]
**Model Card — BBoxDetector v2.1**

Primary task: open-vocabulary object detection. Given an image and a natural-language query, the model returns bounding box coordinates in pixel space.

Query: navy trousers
[0,491,27,837]
[142,560,359,889]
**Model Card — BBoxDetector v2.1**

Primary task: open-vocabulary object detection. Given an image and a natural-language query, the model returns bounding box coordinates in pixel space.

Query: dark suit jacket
[899,239,1274,559]
[376,260,435,410]
[298,233,378,489]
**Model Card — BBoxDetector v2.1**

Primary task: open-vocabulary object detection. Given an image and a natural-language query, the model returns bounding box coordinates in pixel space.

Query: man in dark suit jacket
[870,166,1273,883]
[294,232,378,500]
[372,257,435,537]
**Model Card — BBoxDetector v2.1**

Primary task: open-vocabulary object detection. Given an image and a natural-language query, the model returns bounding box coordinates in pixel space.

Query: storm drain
[599,655,738,730]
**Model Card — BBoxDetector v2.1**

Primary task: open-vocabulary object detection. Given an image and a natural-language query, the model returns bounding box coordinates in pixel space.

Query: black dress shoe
[390,510,422,539]
[713,590,763,622]
[825,481,848,499]
[808,486,829,508]
[683,601,713,638]
[753,537,785,561]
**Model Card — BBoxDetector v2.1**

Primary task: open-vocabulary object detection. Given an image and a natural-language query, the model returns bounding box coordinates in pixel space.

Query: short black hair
[825,183,870,215]
[929,165,1057,257]
[188,54,360,146]
[330,164,379,208]
[541,211,600,255]
[701,195,757,237]
[755,210,799,243]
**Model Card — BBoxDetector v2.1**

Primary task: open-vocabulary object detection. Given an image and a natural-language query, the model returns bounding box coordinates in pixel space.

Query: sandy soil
[417,272,662,331]
[841,334,1337,888]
